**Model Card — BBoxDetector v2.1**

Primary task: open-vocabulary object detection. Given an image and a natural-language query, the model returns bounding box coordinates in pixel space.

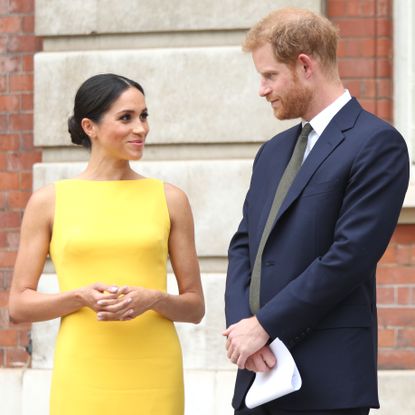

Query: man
[224,7,409,415]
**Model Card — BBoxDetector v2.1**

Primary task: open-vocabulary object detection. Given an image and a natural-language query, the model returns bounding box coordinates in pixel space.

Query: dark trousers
[235,406,370,415]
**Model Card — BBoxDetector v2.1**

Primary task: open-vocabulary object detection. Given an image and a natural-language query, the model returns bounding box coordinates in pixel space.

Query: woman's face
[88,87,149,161]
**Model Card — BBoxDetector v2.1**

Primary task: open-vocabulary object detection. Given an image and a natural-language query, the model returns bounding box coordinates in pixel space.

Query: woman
[9,73,205,414]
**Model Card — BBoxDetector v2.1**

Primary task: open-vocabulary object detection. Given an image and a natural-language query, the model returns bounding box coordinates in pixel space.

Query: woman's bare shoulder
[24,183,55,219]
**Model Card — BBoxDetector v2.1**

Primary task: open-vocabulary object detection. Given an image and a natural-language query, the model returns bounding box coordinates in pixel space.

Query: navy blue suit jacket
[225,98,409,411]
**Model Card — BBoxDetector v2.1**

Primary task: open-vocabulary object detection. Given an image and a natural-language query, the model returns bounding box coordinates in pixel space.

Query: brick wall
[327,0,415,369]
[0,0,41,367]
[0,0,414,370]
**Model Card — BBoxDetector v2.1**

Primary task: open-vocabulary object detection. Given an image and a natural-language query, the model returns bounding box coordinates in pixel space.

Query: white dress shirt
[302,89,352,161]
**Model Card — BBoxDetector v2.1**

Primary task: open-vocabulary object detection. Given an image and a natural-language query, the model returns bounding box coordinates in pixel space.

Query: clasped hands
[223,316,276,373]
[81,282,160,322]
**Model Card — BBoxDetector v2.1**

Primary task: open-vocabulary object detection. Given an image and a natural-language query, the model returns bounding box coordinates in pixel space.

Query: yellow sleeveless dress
[49,178,184,415]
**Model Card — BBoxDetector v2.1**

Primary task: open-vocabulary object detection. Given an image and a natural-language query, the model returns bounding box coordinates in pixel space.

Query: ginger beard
[271,69,313,120]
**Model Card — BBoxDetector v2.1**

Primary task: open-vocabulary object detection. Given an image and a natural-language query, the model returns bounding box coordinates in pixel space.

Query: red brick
[7,191,30,209]
[376,79,392,98]
[1,270,13,290]
[0,193,5,209]
[0,56,21,73]
[0,114,8,131]
[18,329,30,347]
[390,225,415,244]
[396,245,413,265]
[0,210,20,227]
[0,329,18,346]
[378,328,395,347]
[22,55,33,72]
[358,98,376,113]
[0,172,20,190]
[0,16,22,33]
[378,349,415,369]
[7,151,41,171]
[4,347,30,368]
[6,231,20,249]
[378,307,415,327]
[377,285,395,304]
[21,93,33,111]
[376,38,392,57]
[339,59,375,78]
[7,35,37,53]
[9,0,34,13]
[21,134,36,151]
[376,98,392,120]
[336,19,376,37]
[338,38,376,58]
[0,232,7,248]
[0,0,9,14]
[379,244,396,264]
[376,58,392,77]
[0,75,7,93]
[378,266,415,284]
[9,113,33,131]
[397,287,412,305]
[0,307,9,328]
[0,35,7,50]
[10,74,33,92]
[21,15,34,33]
[0,251,17,267]
[0,95,20,112]
[376,18,392,36]
[19,171,33,190]
[343,80,361,97]
[361,79,377,98]
[397,328,415,347]
[328,0,376,17]
[0,134,19,151]
[0,152,6,169]
[0,292,9,307]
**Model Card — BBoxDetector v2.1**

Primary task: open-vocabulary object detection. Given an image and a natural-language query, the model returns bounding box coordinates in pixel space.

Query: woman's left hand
[95,285,162,321]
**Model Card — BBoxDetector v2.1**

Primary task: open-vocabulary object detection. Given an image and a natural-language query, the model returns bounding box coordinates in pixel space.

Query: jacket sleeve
[256,128,410,347]
[225,144,266,327]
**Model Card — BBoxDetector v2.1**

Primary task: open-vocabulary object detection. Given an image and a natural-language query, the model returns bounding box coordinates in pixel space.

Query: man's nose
[259,81,271,97]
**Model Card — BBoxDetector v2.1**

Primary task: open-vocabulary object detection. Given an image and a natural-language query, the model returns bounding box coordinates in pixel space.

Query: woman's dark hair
[68,73,145,148]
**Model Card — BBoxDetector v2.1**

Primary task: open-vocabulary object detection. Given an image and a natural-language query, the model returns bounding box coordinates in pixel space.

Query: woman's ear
[81,118,96,140]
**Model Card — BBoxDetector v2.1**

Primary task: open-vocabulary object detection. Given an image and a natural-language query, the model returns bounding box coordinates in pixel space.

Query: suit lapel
[271,98,363,228]
[254,125,302,249]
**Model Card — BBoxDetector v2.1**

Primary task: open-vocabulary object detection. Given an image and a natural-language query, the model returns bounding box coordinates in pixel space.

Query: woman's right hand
[78,283,120,312]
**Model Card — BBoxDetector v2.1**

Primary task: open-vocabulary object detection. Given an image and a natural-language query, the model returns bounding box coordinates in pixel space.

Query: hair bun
[68,115,90,147]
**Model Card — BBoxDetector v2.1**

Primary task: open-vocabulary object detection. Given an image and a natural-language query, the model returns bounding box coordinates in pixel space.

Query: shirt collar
[303,89,352,136]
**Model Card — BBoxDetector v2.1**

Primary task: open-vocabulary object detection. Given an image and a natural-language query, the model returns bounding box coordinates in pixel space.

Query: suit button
[295,336,300,342]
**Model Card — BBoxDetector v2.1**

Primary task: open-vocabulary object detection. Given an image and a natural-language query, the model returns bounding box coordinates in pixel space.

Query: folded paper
[245,338,302,409]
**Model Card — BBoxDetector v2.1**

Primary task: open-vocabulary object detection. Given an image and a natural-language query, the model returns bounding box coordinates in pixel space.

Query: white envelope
[245,338,302,409]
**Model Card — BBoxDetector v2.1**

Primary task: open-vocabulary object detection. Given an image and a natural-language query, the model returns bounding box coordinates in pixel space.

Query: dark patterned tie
[249,123,313,314]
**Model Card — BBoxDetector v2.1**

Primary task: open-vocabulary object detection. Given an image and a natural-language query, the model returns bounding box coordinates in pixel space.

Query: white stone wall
[2,0,414,414]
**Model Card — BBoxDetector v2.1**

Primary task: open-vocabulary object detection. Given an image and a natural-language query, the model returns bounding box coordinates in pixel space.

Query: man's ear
[81,118,96,140]
[297,53,313,79]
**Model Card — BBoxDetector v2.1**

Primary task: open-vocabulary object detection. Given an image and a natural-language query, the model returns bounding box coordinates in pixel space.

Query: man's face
[252,43,312,120]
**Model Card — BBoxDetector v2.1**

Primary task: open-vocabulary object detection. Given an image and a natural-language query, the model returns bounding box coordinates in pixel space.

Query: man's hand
[245,345,276,372]
[223,316,270,369]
